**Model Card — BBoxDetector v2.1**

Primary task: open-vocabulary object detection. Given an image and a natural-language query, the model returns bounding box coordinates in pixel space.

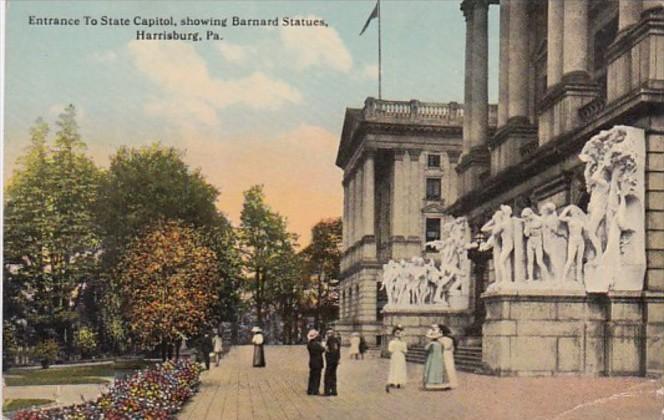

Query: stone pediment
[422,202,446,214]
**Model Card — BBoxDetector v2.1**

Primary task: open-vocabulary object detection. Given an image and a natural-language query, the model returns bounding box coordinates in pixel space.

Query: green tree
[300,218,342,329]
[4,106,102,352]
[115,220,219,358]
[95,143,234,350]
[238,185,298,326]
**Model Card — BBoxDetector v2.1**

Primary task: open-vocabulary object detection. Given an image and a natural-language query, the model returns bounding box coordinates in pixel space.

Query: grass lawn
[3,398,54,412]
[4,359,153,386]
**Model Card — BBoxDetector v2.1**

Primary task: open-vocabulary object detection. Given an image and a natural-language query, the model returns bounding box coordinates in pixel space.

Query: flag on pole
[359,1,379,35]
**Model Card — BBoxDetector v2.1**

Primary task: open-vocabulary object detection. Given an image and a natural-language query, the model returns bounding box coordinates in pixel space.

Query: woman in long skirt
[422,326,447,390]
[439,325,458,389]
[385,326,407,393]
[349,332,361,360]
[251,326,266,367]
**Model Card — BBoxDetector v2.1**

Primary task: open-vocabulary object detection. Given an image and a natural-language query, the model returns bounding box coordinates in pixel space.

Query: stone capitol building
[335,0,664,377]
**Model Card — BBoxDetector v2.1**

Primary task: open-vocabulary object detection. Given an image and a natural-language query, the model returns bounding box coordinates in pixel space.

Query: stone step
[404,344,484,373]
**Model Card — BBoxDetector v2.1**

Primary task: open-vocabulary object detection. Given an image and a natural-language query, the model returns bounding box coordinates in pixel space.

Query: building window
[425,218,441,251]
[427,154,441,168]
[426,178,442,200]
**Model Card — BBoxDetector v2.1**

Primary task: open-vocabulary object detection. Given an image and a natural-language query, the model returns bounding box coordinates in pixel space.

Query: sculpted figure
[521,208,548,281]
[480,209,504,282]
[559,205,588,282]
[539,202,567,280]
[494,205,515,284]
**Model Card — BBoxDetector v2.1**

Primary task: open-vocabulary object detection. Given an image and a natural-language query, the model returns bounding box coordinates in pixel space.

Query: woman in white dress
[385,326,408,392]
[349,332,361,359]
[439,324,458,389]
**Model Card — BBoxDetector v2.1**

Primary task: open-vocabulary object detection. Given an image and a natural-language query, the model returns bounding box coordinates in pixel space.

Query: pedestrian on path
[323,328,340,396]
[422,325,448,390]
[306,329,325,395]
[359,335,368,359]
[349,332,361,359]
[213,331,224,367]
[251,326,266,368]
[385,325,407,393]
[439,325,458,389]
[199,331,213,370]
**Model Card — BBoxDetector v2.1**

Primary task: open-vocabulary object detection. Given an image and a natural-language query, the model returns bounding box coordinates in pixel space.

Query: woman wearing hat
[439,324,458,389]
[251,326,266,367]
[306,329,325,395]
[385,325,408,393]
[422,325,447,390]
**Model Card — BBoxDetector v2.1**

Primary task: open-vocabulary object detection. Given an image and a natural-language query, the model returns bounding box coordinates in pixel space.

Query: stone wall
[482,290,658,377]
[382,308,474,348]
[644,122,664,375]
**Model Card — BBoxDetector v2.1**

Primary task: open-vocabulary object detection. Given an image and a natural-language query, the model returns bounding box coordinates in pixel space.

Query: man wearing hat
[306,329,325,395]
[323,328,340,396]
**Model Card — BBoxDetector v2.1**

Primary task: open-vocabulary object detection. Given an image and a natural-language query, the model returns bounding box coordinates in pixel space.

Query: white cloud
[216,42,255,64]
[361,64,378,80]
[279,16,353,73]
[127,41,302,125]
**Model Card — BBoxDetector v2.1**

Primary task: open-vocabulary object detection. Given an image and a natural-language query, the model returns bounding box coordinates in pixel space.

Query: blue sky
[4,0,499,242]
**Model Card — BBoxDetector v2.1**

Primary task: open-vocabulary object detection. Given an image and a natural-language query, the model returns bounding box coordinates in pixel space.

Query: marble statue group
[480,126,645,293]
[380,217,470,309]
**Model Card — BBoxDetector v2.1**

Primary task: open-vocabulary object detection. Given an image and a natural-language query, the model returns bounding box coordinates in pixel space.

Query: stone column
[349,175,357,245]
[462,2,474,154]
[619,0,642,30]
[392,151,405,237]
[547,0,564,87]
[508,0,529,119]
[562,0,589,78]
[343,181,349,250]
[498,0,510,126]
[470,0,489,148]
[408,150,422,238]
[355,167,364,244]
[362,152,375,238]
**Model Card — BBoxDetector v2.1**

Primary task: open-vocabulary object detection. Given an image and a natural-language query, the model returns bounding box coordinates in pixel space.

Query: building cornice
[447,87,664,217]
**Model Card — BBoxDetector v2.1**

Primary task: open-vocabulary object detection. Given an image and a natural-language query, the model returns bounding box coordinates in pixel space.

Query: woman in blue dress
[422,325,447,390]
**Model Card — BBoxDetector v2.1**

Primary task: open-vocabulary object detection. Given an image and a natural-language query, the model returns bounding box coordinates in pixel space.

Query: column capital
[407,149,422,161]
[462,0,490,17]
[394,150,405,161]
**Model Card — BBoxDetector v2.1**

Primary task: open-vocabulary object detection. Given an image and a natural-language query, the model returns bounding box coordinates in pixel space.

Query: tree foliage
[238,185,299,326]
[300,218,342,328]
[116,220,219,350]
[4,106,102,349]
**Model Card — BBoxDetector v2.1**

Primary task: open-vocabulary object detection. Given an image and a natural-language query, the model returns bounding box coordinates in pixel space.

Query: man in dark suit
[323,328,340,396]
[306,329,325,395]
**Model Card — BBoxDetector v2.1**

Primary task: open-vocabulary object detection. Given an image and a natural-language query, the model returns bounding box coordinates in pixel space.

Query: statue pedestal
[481,289,649,376]
[381,305,475,348]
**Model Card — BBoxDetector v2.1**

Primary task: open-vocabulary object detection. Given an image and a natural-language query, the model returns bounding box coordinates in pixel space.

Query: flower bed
[14,359,203,419]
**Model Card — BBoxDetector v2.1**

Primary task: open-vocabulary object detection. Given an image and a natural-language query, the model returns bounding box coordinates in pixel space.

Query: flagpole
[377,0,382,99]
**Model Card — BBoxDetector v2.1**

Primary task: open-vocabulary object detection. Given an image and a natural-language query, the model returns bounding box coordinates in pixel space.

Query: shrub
[74,327,98,358]
[32,339,59,369]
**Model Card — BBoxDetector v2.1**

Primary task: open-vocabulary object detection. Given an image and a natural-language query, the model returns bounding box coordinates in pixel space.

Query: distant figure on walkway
[439,324,458,389]
[359,335,368,359]
[306,329,325,395]
[349,332,361,359]
[422,326,447,390]
[324,328,341,396]
[385,326,407,393]
[213,331,224,367]
[199,331,213,370]
[251,326,266,367]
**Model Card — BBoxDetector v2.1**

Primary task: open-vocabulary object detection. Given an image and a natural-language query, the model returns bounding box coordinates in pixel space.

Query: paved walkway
[180,345,663,420]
